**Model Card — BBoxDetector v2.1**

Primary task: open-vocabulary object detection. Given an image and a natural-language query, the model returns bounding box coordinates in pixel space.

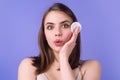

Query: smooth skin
[18,11,101,80]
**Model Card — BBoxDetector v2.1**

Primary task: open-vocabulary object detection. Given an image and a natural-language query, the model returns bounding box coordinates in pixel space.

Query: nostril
[55,33,62,36]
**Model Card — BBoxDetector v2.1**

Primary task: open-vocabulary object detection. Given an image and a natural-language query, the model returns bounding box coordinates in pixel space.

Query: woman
[18,3,101,80]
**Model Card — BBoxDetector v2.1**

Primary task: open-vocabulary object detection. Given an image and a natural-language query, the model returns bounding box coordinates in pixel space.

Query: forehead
[44,11,72,24]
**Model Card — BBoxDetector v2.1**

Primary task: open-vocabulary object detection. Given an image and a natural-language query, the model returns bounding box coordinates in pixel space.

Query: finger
[73,26,80,34]
[67,27,79,44]
[71,26,79,41]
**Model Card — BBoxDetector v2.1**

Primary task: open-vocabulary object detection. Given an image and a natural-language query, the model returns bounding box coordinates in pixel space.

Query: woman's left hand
[59,26,80,60]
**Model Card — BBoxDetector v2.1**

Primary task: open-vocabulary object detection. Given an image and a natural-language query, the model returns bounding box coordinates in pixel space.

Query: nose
[54,27,62,37]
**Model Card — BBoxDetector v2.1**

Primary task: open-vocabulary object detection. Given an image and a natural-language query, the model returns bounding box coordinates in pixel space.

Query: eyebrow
[45,20,71,25]
[45,22,54,25]
[60,20,71,24]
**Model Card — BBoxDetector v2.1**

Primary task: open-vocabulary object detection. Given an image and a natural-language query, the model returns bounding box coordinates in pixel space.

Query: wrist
[59,55,69,64]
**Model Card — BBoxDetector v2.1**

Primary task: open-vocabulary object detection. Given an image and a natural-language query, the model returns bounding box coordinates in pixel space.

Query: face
[44,11,73,53]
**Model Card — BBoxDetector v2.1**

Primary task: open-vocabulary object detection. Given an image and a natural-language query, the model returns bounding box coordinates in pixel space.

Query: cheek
[45,31,54,44]
[64,31,72,42]
[45,31,50,42]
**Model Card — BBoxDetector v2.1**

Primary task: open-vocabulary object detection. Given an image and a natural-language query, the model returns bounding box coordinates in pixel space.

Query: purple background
[0,0,120,80]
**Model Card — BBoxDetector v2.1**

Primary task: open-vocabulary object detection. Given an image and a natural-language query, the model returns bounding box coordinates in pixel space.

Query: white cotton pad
[71,22,82,32]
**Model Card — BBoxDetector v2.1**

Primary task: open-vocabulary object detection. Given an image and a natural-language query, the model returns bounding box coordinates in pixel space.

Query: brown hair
[32,3,81,75]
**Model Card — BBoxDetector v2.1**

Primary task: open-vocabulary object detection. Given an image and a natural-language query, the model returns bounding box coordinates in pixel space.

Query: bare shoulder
[18,58,36,80]
[81,60,101,69]
[18,58,36,70]
[81,60,101,80]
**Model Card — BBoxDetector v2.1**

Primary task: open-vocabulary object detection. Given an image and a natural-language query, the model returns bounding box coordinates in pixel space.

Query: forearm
[59,56,76,80]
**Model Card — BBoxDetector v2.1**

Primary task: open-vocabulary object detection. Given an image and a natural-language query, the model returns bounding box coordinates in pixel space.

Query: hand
[59,26,80,60]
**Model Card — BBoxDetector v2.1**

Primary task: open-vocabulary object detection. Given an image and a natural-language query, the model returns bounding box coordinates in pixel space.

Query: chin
[54,47,62,53]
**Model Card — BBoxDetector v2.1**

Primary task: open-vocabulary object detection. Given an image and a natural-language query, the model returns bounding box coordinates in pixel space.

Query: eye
[62,24,70,28]
[46,25,54,30]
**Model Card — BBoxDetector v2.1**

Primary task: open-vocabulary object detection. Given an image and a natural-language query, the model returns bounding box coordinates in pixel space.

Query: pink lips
[54,40,63,46]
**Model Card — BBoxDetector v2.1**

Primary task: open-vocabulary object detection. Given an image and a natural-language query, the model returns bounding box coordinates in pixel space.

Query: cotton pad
[71,22,82,32]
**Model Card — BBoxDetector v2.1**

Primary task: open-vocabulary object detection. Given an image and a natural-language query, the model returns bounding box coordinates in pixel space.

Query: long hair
[32,3,81,75]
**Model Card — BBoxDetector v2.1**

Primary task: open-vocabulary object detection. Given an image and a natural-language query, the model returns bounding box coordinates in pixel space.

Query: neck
[52,51,60,71]
[53,51,60,62]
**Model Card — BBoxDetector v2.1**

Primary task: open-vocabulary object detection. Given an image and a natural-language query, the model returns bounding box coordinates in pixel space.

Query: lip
[54,40,64,46]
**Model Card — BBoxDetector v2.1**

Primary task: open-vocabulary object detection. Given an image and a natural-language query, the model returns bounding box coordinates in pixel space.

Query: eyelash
[46,23,70,30]
[46,25,54,30]
[62,24,70,28]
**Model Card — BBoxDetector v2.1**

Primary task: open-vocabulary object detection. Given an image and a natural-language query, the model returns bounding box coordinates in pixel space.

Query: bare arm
[18,58,36,80]
[81,60,101,80]
[59,56,76,80]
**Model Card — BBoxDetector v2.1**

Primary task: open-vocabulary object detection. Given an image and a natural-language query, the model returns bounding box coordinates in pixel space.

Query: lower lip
[54,42,63,46]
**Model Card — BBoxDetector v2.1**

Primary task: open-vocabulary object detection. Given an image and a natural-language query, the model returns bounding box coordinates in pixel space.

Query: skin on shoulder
[18,58,36,80]
[81,60,101,80]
